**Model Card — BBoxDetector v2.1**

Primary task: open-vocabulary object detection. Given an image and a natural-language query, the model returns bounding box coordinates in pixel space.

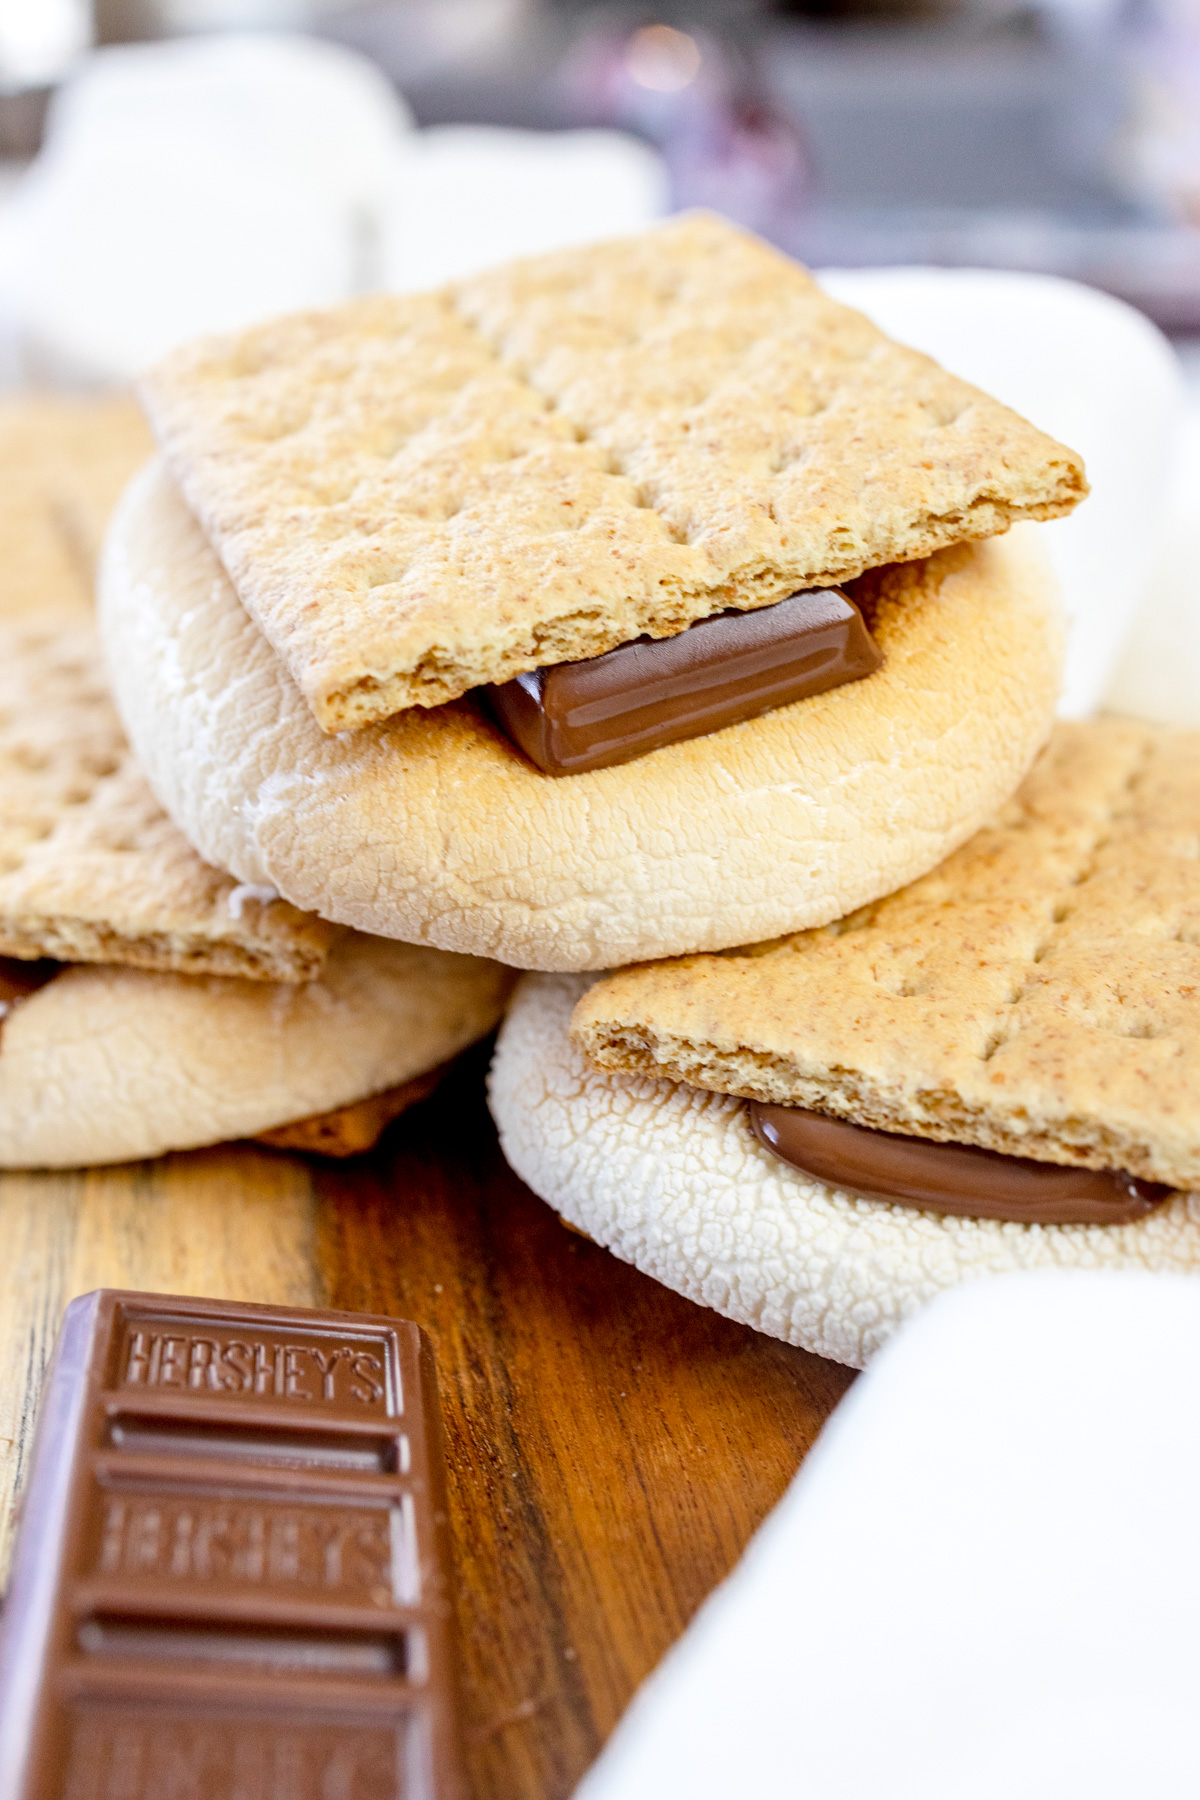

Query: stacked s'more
[0,399,511,1168]
[89,209,1193,1326]
[104,213,1079,974]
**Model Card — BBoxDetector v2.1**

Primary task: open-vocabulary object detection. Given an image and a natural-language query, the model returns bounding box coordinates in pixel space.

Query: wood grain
[0,1046,853,1798]
[0,1144,319,1583]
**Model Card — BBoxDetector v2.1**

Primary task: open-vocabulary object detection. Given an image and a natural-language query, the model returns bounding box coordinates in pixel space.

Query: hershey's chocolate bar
[485,587,883,776]
[0,1290,463,1800]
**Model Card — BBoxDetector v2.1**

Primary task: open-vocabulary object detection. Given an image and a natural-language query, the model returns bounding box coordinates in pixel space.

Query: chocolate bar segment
[0,1290,463,1800]
[486,587,882,776]
[750,1104,1171,1225]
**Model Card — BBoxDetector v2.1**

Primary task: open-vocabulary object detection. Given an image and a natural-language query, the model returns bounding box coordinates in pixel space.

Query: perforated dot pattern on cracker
[0,615,335,981]
[574,721,1200,1189]
[141,214,1086,732]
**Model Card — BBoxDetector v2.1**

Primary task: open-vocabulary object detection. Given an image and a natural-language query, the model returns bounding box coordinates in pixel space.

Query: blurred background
[7,0,1200,381]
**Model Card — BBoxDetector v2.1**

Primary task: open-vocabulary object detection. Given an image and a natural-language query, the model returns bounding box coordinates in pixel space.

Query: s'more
[101,214,1084,971]
[0,399,511,1168]
[490,720,1200,1367]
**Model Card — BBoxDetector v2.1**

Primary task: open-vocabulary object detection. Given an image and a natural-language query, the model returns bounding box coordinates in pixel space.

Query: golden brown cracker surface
[141,213,1085,733]
[105,463,1067,970]
[0,613,335,980]
[573,720,1200,1188]
[0,394,153,617]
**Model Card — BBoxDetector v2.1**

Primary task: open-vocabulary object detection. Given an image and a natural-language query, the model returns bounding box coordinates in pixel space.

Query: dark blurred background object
[0,90,51,161]
[323,0,1200,329]
[8,0,1200,327]
[0,0,92,156]
[559,19,812,235]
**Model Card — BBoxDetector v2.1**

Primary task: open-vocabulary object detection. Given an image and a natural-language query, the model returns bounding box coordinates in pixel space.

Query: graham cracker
[254,1062,451,1156]
[140,212,1086,734]
[572,720,1200,1189]
[0,613,335,981]
[0,394,154,617]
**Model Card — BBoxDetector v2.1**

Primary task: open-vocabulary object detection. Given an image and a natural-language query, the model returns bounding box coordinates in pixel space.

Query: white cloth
[578,1271,1200,1799]
[820,266,1185,720]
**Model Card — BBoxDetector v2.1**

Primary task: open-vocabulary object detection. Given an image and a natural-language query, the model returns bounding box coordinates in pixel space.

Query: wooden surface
[0,1044,855,1799]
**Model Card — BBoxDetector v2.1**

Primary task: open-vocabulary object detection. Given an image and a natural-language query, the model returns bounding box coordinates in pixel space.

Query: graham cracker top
[0,613,335,982]
[573,721,1200,1190]
[141,213,1086,734]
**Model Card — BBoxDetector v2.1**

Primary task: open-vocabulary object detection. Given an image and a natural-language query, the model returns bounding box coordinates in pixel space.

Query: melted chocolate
[486,587,882,776]
[749,1102,1171,1226]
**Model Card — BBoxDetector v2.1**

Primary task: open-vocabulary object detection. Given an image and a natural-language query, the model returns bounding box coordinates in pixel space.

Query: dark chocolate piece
[749,1103,1171,1226]
[0,1290,464,1799]
[486,587,882,776]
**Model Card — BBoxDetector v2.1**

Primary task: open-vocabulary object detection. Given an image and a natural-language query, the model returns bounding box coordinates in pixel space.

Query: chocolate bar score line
[0,1289,465,1800]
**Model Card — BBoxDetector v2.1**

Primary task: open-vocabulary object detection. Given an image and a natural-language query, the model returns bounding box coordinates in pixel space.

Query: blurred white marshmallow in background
[0,33,412,380]
[42,29,411,210]
[0,0,91,91]
[820,266,1186,720]
[0,33,665,382]
[382,125,668,292]
[1105,404,1200,726]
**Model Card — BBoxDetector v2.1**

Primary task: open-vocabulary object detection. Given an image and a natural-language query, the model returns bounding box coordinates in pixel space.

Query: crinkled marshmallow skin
[488,974,1200,1369]
[100,461,1063,973]
[0,934,511,1169]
